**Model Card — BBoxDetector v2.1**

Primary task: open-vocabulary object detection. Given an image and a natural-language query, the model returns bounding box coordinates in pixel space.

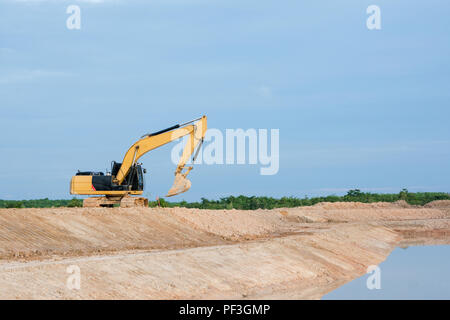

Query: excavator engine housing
[70,163,145,195]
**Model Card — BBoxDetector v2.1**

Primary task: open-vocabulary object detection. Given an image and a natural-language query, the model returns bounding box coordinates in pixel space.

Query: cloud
[0,69,73,84]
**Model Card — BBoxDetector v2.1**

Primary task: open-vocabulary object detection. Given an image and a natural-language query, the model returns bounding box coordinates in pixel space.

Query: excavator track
[83,197,114,208]
[83,196,148,208]
[119,196,148,208]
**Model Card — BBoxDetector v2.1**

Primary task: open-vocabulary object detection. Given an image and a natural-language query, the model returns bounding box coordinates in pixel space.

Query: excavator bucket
[166,173,192,197]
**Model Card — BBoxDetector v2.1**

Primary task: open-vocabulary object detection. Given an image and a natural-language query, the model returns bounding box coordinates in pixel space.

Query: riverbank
[0,200,448,299]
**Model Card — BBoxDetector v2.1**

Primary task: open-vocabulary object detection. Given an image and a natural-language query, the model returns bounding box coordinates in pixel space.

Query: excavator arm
[114,115,207,197]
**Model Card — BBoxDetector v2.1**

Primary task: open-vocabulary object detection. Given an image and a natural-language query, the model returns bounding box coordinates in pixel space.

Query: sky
[0,0,449,201]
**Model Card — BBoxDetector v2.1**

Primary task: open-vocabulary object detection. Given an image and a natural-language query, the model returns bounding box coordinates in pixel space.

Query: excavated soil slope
[0,202,449,299]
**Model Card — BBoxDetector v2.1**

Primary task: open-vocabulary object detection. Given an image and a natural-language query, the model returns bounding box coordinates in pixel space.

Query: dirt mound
[0,223,399,299]
[0,207,227,260]
[0,207,300,261]
[0,204,446,261]
[424,200,450,208]
[312,200,410,210]
[0,204,448,299]
[169,207,293,239]
[281,207,445,223]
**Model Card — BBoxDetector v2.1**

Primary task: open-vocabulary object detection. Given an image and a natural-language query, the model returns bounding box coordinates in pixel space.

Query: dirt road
[0,201,449,299]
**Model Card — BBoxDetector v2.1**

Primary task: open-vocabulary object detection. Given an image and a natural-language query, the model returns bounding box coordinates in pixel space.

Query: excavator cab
[110,161,145,192]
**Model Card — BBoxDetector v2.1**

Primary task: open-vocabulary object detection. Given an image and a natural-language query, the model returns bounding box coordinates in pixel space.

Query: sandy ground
[0,200,449,299]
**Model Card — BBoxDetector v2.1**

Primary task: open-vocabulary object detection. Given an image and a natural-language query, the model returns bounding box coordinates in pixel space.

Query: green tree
[399,188,408,200]
[67,198,83,207]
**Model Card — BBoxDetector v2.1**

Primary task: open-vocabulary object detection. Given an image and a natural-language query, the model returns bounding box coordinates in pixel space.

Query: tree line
[1,189,448,209]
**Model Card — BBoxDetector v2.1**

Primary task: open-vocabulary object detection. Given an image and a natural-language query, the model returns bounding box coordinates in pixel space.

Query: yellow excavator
[70,116,207,207]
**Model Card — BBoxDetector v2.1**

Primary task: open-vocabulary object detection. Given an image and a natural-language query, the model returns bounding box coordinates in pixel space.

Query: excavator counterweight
[70,116,207,207]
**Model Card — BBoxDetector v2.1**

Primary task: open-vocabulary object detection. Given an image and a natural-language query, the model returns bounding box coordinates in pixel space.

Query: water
[323,245,450,299]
